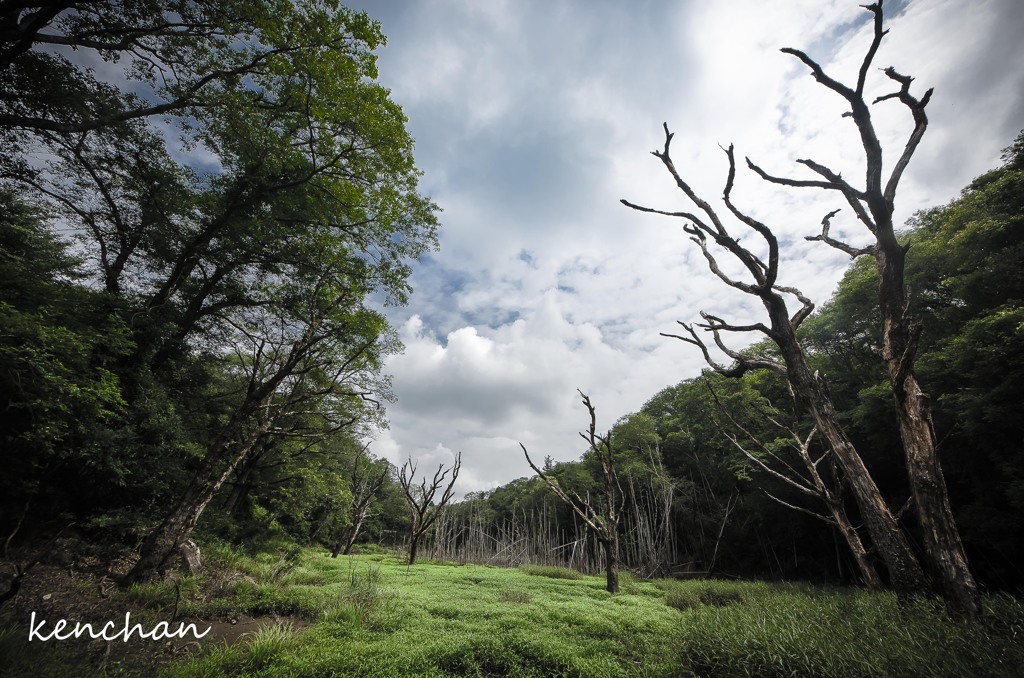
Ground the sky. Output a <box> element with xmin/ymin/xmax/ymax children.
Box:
<box><xmin>343</xmin><ymin>0</ymin><xmax>1024</xmax><ymax>496</ymax></box>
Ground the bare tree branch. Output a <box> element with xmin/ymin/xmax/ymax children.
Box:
<box><xmin>398</xmin><ymin>452</ymin><xmax>461</xmax><ymax>565</ymax></box>
<box><xmin>521</xmin><ymin>391</ymin><xmax>622</xmax><ymax>592</ymax></box>
<box><xmin>805</xmin><ymin>209</ymin><xmax>876</xmax><ymax>259</ymax></box>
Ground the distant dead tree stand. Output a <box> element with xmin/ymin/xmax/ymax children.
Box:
<box><xmin>522</xmin><ymin>390</ymin><xmax>622</xmax><ymax>594</ymax></box>
<box><xmin>622</xmin><ymin>0</ymin><xmax>979</xmax><ymax>616</ymax></box>
<box><xmin>398</xmin><ymin>452</ymin><xmax>461</xmax><ymax>565</ymax></box>
<box><xmin>332</xmin><ymin>444</ymin><xmax>389</xmax><ymax>558</ymax></box>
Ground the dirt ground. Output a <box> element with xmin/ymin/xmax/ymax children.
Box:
<box><xmin>0</xmin><ymin>537</ymin><xmax>307</xmax><ymax>675</ymax></box>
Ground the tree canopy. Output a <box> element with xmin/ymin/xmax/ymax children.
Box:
<box><xmin>0</xmin><ymin>0</ymin><xmax>437</xmax><ymax>577</ymax></box>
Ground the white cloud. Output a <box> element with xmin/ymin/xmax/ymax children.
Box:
<box><xmin>349</xmin><ymin>0</ymin><xmax>1024</xmax><ymax>495</ymax></box>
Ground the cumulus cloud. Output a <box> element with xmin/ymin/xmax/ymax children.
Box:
<box><xmin>348</xmin><ymin>0</ymin><xmax>1024</xmax><ymax>495</ymax></box>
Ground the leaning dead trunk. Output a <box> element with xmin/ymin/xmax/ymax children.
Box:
<box><xmin>713</xmin><ymin>385</ymin><xmax>883</xmax><ymax>589</ymax></box>
<box><xmin>877</xmin><ymin>242</ymin><xmax>980</xmax><ymax>615</ymax></box>
<box><xmin>774</xmin><ymin>318</ymin><xmax>926</xmax><ymax>593</ymax></box>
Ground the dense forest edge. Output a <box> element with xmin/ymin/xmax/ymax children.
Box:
<box><xmin>2</xmin><ymin>0</ymin><xmax>1024</xmax><ymax>675</ymax></box>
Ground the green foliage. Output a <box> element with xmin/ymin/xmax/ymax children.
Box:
<box><xmin>802</xmin><ymin>136</ymin><xmax>1024</xmax><ymax>587</ymax></box>
<box><xmin>0</xmin><ymin>1</ymin><xmax>436</xmax><ymax>552</ymax></box>
<box><xmin>0</xmin><ymin>191</ymin><xmax>137</xmax><ymax>523</ymax></box>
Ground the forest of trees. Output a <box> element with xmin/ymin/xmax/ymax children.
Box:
<box><xmin>1</xmin><ymin>0</ymin><xmax>1022</xmax><ymax>620</ymax></box>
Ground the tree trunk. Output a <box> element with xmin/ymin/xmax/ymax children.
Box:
<box><xmin>771</xmin><ymin>303</ymin><xmax>928</xmax><ymax>595</ymax></box>
<box><xmin>123</xmin><ymin>421</ymin><xmax>266</xmax><ymax>584</ymax></box>
<box><xmin>223</xmin><ymin>448</ymin><xmax>260</xmax><ymax>518</ymax></box>
<box><xmin>124</xmin><ymin>477</ymin><xmax>219</xmax><ymax>584</ymax></box>
<box><xmin>408</xmin><ymin>533</ymin><xmax>421</xmax><ymax>566</ymax></box>
<box><xmin>876</xmin><ymin>245</ymin><xmax>981</xmax><ymax>615</ymax></box>
<box><xmin>342</xmin><ymin>515</ymin><xmax>365</xmax><ymax>556</ymax></box>
<box><xmin>602</xmin><ymin>534</ymin><xmax>620</xmax><ymax>594</ymax></box>
<box><xmin>331</xmin><ymin>512</ymin><xmax>366</xmax><ymax>558</ymax></box>
<box><xmin>830</xmin><ymin>500</ymin><xmax>882</xmax><ymax>589</ymax></box>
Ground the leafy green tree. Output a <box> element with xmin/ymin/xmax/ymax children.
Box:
<box><xmin>1</xmin><ymin>2</ymin><xmax>439</xmax><ymax>578</ymax></box>
<box><xmin>125</xmin><ymin>261</ymin><xmax>394</xmax><ymax>581</ymax></box>
<box><xmin>0</xmin><ymin>191</ymin><xmax>132</xmax><ymax>532</ymax></box>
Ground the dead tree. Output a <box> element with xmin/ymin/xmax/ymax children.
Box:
<box><xmin>622</xmin><ymin>134</ymin><xmax>927</xmax><ymax>595</ymax></box>
<box><xmin>745</xmin><ymin>0</ymin><xmax>979</xmax><ymax>615</ymax></box>
<box><xmin>398</xmin><ymin>452</ymin><xmax>461</xmax><ymax>565</ymax></box>
<box><xmin>332</xmin><ymin>444</ymin><xmax>389</xmax><ymax>557</ymax></box>
<box><xmin>522</xmin><ymin>390</ymin><xmax>622</xmax><ymax>593</ymax></box>
<box><xmin>707</xmin><ymin>383</ymin><xmax>882</xmax><ymax>588</ymax></box>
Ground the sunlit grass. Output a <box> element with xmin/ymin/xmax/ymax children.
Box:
<box><xmin>148</xmin><ymin>549</ymin><xmax>1024</xmax><ymax>677</ymax></box>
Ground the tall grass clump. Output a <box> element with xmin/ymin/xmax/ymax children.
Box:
<box><xmin>319</xmin><ymin>561</ymin><xmax>388</xmax><ymax>629</ymax></box>
<box><xmin>518</xmin><ymin>564</ymin><xmax>583</xmax><ymax>580</ymax></box>
<box><xmin>244</xmin><ymin>621</ymin><xmax>298</xmax><ymax>672</ymax></box>
<box><xmin>662</xmin><ymin>579</ymin><xmax>746</xmax><ymax>611</ymax></box>
<box><xmin>673</xmin><ymin>585</ymin><xmax>1024</xmax><ymax>677</ymax></box>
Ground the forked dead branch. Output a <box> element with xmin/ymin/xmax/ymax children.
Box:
<box><xmin>622</xmin><ymin>128</ymin><xmax>925</xmax><ymax>596</ymax></box>
<box><xmin>747</xmin><ymin>0</ymin><xmax>978</xmax><ymax>616</ymax></box>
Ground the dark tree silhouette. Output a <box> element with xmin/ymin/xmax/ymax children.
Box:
<box><xmin>522</xmin><ymin>391</ymin><xmax>622</xmax><ymax>593</ymax></box>
<box><xmin>746</xmin><ymin>0</ymin><xmax>979</xmax><ymax>615</ymax></box>
<box><xmin>398</xmin><ymin>452</ymin><xmax>461</xmax><ymax>565</ymax></box>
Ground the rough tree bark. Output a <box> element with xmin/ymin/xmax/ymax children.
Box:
<box><xmin>332</xmin><ymin>444</ymin><xmax>389</xmax><ymax>557</ymax></box>
<box><xmin>747</xmin><ymin>0</ymin><xmax>979</xmax><ymax>615</ymax></box>
<box><xmin>522</xmin><ymin>390</ymin><xmax>622</xmax><ymax>594</ymax></box>
<box><xmin>622</xmin><ymin>135</ymin><xmax>928</xmax><ymax>595</ymax></box>
<box><xmin>398</xmin><ymin>452</ymin><xmax>461</xmax><ymax>566</ymax></box>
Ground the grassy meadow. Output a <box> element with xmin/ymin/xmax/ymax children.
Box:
<box><xmin>4</xmin><ymin>545</ymin><xmax>1023</xmax><ymax>677</ymax></box>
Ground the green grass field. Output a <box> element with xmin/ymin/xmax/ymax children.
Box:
<box><xmin>4</xmin><ymin>545</ymin><xmax>1022</xmax><ymax>677</ymax></box>
<box><xmin>157</xmin><ymin>548</ymin><xmax>1024</xmax><ymax>677</ymax></box>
